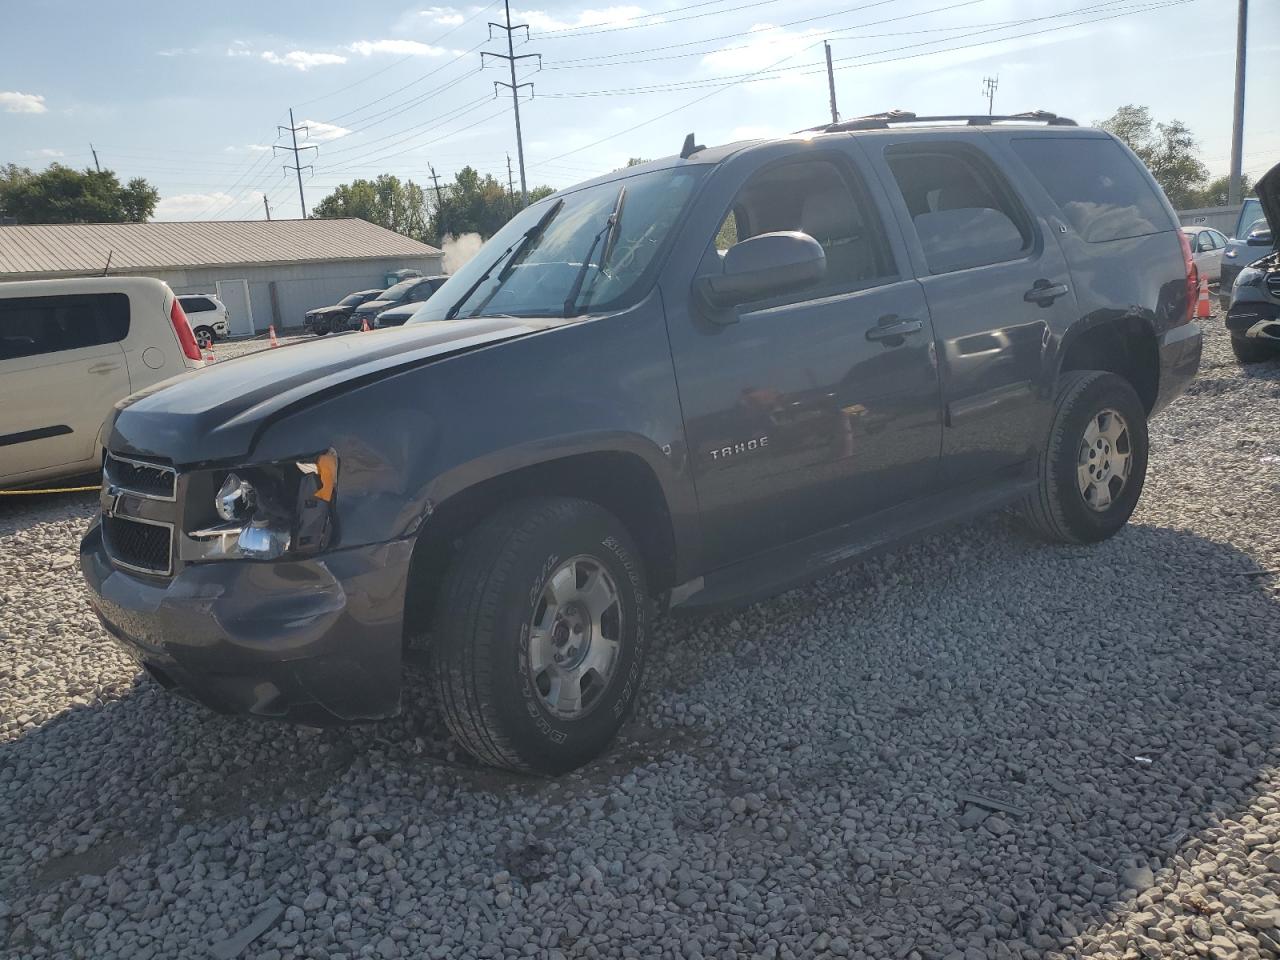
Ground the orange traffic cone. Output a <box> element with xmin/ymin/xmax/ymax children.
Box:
<box><xmin>268</xmin><ymin>324</ymin><xmax>280</xmax><ymax>348</ymax></box>
<box><xmin>360</xmin><ymin>317</ymin><xmax>370</xmax><ymax>332</ymax></box>
<box><xmin>203</xmin><ymin>349</ymin><xmax>216</xmax><ymax>364</ymax></box>
<box><xmin>1194</xmin><ymin>276</ymin><xmax>1212</xmax><ymax>319</ymax></box>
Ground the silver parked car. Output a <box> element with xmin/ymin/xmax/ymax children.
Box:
<box><xmin>1181</xmin><ymin>225</ymin><xmax>1229</xmax><ymax>284</ymax></box>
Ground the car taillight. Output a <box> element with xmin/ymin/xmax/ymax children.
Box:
<box><xmin>170</xmin><ymin>298</ymin><xmax>202</xmax><ymax>361</ymax></box>
<box><xmin>1177</xmin><ymin>229</ymin><xmax>1198</xmax><ymax>325</ymax></box>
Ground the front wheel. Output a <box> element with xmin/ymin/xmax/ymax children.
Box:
<box><xmin>312</xmin><ymin>319</ymin><xmax>330</xmax><ymax>336</ymax></box>
<box><xmin>431</xmin><ymin>498</ymin><xmax>650</xmax><ymax>774</ymax></box>
<box><xmin>1022</xmin><ymin>370</ymin><xmax>1149</xmax><ymax>544</ymax></box>
<box><xmin>1230</xmin><ymin>334</ymin><xmax>1279</xmax><ymax>364</ymax></box>
<box><xmin>193</xmin><ymin>326</ymin><xmax>214</xmax><ymax>349</ymax></box>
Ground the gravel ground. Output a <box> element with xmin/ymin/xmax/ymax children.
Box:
<box><xmin>210</xmin><ymin>331</ymin><xmax>312</xmax><ymax>361</ymax></box>
<box><xmin>2</xmin><ymin>320</ymin><xmax>1279</xmax><ymax>960</ymax></box>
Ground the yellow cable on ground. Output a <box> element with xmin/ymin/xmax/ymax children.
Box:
<box><xmin>0</xmin><ymin>485</ymin><xmax>100</xmax><ymax>496</ymax></box>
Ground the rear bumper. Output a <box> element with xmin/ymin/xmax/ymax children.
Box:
<box><xmin>1153</xmin><ymin>321</ymin><xmax>1202</xmax><ymax>416</ymax></box>
<box><xmin>80</xmin><ymin>522</ymin><xmax>414</xmax><ymax>723</ymax></box>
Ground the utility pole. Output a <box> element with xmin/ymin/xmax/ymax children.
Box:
<box><xmin>483</xmin><ymin>0</ymin><xmax>540</xmax><ymax>208</ymax></box>
<box><xmin>275</xmin><ymin>108</ymin><xmax>317</xmax><ymax>218</ymax></box>
<box><xmin>824</xmin><ymin>42</ymin><xmax>839</xmax><ymax>125</ymax></box>
<box><xmin>263</xmin><ymin>195</ymin><xmax>272</xmax><ymax>221</ymax></box>
<box><xmin>89</xmin><ymin>144</ymin><xmax>101</xmax><ymax>173</ymax></box>
<box><xmin>506</xmin><ymin>153</ymin><xmax>516</xmax><ymax>217</ymax></box>
<box><xmin>429</xmin><ymin>164</ymin><xmax>446</xmax><ymax>237</ymax></box>
<box><xmin>1228</xmin><ymin>0</ymin><xmax>1248</xmax><ymax>206</ymax></box>
<box><xmin>982</xmin><ymin>76</ymin><xmax>999</xmax><ymax>115</ymax></box>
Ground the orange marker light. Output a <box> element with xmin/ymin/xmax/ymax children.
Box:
<box><xmin>314</xmin><ymin>451</ymin><xmax>338</xmax><ymax>502</ymax></box>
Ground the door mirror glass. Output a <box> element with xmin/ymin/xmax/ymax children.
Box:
<box><xmin>695</xmin><ymin>231</ymin><xmax>826</xmax><ymax>314</ymax></box>
<box><xmin>1246</xmin><ymin>222</ymin><xmax>1273</xmax><ymax>246</ymax></box>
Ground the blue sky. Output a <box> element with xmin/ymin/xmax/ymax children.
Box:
<box><xmin>3</xmin><ymin>0</ymin><xmax>1277</xmax><ymax>221</ymax></box>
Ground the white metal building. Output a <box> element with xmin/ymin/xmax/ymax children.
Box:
<box><xmin>0</xmin><ymin>219</ymin><xmax>443</xmax><ymax>337</ymax></box>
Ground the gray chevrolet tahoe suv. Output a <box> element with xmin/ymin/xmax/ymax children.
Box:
<box><xmin>82</xmin><ymin>112</ymin><xmax>1202</xmax><ymax>774</ymax></box>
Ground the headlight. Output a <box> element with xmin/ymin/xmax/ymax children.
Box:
<box><xmin>1235</xmin><ymin>267</ymin><xmax>1265</xmax><ymax>290</ymax></box>
<box><xmin>189</xmin><ymin>451</ymin><xmax>338</xmax><ymax>561</ymax></box>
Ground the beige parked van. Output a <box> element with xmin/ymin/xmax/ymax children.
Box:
<box><xmin>0</xmin><ymin>277</ymin><xmax>204</xmax><ymax>488</ymax></box>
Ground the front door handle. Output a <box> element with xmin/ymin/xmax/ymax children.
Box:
<box><xmin>1024</xmin><ymin>279</ymin><xmax>1070</xmax><ymax>306</ymax></box>
<box><xmin>866</xmin><ymin>316</ymin><xmax>924</xmax><ymax>342</ymax></box>
<box><xmin>87</xmin><ymin>362</ymin><xmax>120</xmax><ymax>375</ymax></box>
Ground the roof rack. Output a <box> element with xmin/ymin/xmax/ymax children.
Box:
<box><xmin>799</xmin><ymin>109</ymin><xmax>1078</xmax><ymax>134</ymax></box>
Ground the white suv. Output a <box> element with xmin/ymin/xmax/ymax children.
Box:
<box><xmin>1</xmin><ymin>276</ymin><xmax>204</xmax><ymax>488</ymax></box>
<box><xmin>177</xmin><ymin>294</ymin><xmax>229</xmax><ymax>347</ymax></box>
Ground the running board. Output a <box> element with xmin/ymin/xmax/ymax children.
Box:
<box><xmin>669</xmin><ymin>472</ymin><xmax>1036</xmax><ymax>613</ymax></box>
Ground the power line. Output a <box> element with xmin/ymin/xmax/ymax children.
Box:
<box><xmin>276</xmin><ymin>109</ymin><xmax>318</xmax><ymax>217</ymax></box>
<box><xmin>482</xmin><ymin>0</ymin><xmax>540</xmax><ymax>207</ymax></box>
<box><xmin>529</xmin><ymin>0</ymin><xmax>1197</xmax><ymax>168</ymax></box>
<box><xmin>530</xmin><ymin>0</ymin><xmax>787</xmax><ymax>39</ymax></box>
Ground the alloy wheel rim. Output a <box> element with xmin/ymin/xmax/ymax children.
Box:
<box><xmin>527</xmin><ymin>555</ymin><xmax>622</xmax><ymax>720</ymax></box>
<box><xmin>1076</xmin><ymin>408</ymin><xmax>1132</xmax><ymax>512</ymax></box>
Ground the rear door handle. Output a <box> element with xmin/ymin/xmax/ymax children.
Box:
<box><xmin>87</xmin><ymin>362</ymin><xmax>120</xmax><ymax>374</ymax></box>
<box><xmin>1024</xmin><ymin>280</ymin><xmax>1070</xmax><ymax>305</ymax></box>
<box><xmin>866</xmin><ymin>316</ymin><xmax>924</xmax><ymax>342</ymax></box>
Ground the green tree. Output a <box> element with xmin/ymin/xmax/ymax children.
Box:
<box><xmin>1098</xmin><ymin>104</ymin><xmax>1208</xmax><ymax>209</ymax></box>
<box><xmin>1184</xmin><ymin>173</ymin><xmax>1254</xmax><ymax>209</ymax></box>
<box><xmin>429</xmin><ymin>166</ymin><xmax>555</xmax><ymax>241</ymax></box>
<box><xmin>0</xmin><ymin>163</ymin><xmax>158</xmax><ymax>223</ymax></box>
<box><xmin>311</xmin><ymin>174</ymin><xmax>430</xmax><ymax>241</ymax></box>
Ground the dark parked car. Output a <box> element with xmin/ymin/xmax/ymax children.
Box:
<box><xmin>1219</xmin><ymin>193</ymin><xmax>1273</xmax><ymax>309</ymax></box>
<box><xmin>304</xmin><ymin>289</ymin><xmax>384</xmax><ymax>336</ymax></box>
<box><xmin>1223</xmin><ymin>161</ymin><xmax>1279</xmax><ymax>363</ymax></box>
<box><xmin>82</xmin><ymin>112</ymin><xmax>1201</xmax><ymax>774</ymax></box>
<box><xmin>372</xmin><ymin>277</ymin><xmax>449</xmax><ymax>328</ymax></box>
<box><xmin>349</xmin><ymin>276</ymin><xmax>444</xmax><ymax>329</ymax></box>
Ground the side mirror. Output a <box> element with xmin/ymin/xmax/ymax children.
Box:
<box><xmin>695</xmin><ymin>231</ymin><xmax>826</xmax><ymax>319</ymax></box>
<box><xmin>1247</xmin><ymin>227</ymin><xmax>1273</xmax><ymax>247</ymax></box>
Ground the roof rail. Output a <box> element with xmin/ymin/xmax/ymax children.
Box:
<box><xmin>799</xmin><ymin>109</ymin><xmax>1078</xmax><ymax>134</ymax></box>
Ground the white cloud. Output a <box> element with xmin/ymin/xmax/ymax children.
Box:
<box><xmin>261</xmin><ymin>50</ymin><xmax>348</xmax><ymax>70</ymax></box>
<box><xmin>224</xmin><ymin>143</ymin><xmax>273</xmax><ymax>154</ymax></box>
<box><xmin>29</xmin><ymin>148</ymin><xmax>64</xmax><ymax>158</ymax></box>
<box><xmin>702</xmin><ymin>25</ymin><xmax>822</xmax><ymax>75</ymax></box>
<box><xmin>349</xmin><ymin>39</ymin><xmax>454</xmax><ymax>57</ymax></box>
<box><xmin>0</xmin><ymin>91</ymin><xmax>48</xmax><ymax>114</ymax></box>
<box><xmin>226</xmin><ymin>40</ymin><xmax>252</xmax><ymax>57</ymax></box>
<box><xmin>399</xmin><ymin>6</ymin><xmax>465</xmax><ymax>30</ymax></box>
<box><xmin>154</xmin><ymin>192</ymin><xmax>236</xmax><ymax>221</ymax></box>
<box><xmin>299</xmin><ymin>119</ymin><xmax>352</xmax><ymax>142</ymax></box>
<box><xmin>517</xmin><ymin>5</ymin><xmax>649</xmax><ymax>32</ymax></box>
<box><xmin>157</xmin><ymin>47</ymin><xmax>198</xmax><ymax>57</ymax></box>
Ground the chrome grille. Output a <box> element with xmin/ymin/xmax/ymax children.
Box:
<box><xmin>1265</xmin><ymin>274</ymin><xmax>1280</xmax><ymax>299</ymax></box>
<box><xmin>104</xmin><ymin>453</ymin><xmax>176</xmax><ymax>500</ymax></box>
<box><xmin>102</xmin><ymin>515</ymin><xmax>174</xmax><ymax>576</ymax></box>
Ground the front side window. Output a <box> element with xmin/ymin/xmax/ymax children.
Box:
<box><xmin>1208</xmin><ymin>229</ymin><xmax>1228</xmax><ymax>249</ymax></box>
<box><xmin>885</xmin><ymin>145</ymin><xmax>1032</xmax><ymax>274</ymax></box>
<box><xmin>1196</xmin><ymin>232</ymin><xmax>1214</xmax><ymax>253</ymax></box>
<box><xmin>710</xmin><ymin>156</ymin><xmax>896</xmax><ymax>296</ymax></box>
<box><xmin>1011</xmin><ymin>137</ymin><xmax>1170</xmax><ymax>243</ymax></box>
<box><xmin>0</xmin><ymin>293</ymin><xmax>129</xmax><ymax>361</ymax></box>
<box><xmin>414</xmin><ymin>166</ymin><xmax>707</xmax><ymax>322</ymax></box>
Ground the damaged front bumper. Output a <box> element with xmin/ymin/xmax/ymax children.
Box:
<box><xmin>80</xmin><ymin>522</ymin><xmax>414</xmax><ymax>723</ymax></box>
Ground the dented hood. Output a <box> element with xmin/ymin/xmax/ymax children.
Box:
<box><xmin>1258</xmin><ymin>160</ymin><xmax>1280</xmax><ymax>235</ymax></box>
<box><xmin>109</xmin><ymin>317</ymin><xmax>549</xmax><ymax>464</ymax></box>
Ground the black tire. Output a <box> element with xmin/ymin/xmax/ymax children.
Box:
<box><xmin>193</xmin><ymin>326</ymin><xmax>214</xmax><ymax>349</ymax></box>
<box><xmin>1022</xmin><ymin>370</ymin><xmax>1149</xmax><ymax>545</ymax></box>
<box><xmin>1230</xmin><ymin>334</ymin><xmax>1278</xmax><ymax>364</ymax></box>
<box><xmin>431</xmin><ymin>497</ymin><xmax>650</xmax><ymax>774</ymax></box>
<box><xmin>313</xmin><ymin>319</ymin><xmax>330</xmax><ymax>336</ymax></box>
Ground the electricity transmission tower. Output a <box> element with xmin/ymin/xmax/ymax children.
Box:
<box><xmin>482</xmin><ymin>0</ymin><xmax>540</xmax><ymax>208</ymax></box>
<box><xmin>981</xmin><ymin>76</ymin><xmax>999</xmax><ymax>115</ymax></box>
<box><xmin>275</xmin><ymin>109</ymin><xmax>317</xmax><ymax>217</ymax></box>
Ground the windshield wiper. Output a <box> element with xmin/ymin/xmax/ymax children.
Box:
<box><xmin>445</xmin><ymin>199</ymin><xmax>564</xmax><ymax>320</ymax></box>
<box><xmin>563</xmin><ymin>186</ymin><xmax>627</xmax><ymax>318</ymax></box>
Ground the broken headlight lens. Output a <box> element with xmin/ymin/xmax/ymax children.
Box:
<box><xmin>1234</xmin><ymin>267</ymin><xmax>1265</xmax><ymax>290</ymax></box>
<box><xmin>190</xmin><ymin>451</ymin><xmax>338</xmax><ymax>561</ymax></box>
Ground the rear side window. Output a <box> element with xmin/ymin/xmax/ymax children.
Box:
<box><xmin>0</xmin><ymin>293</ymin><xmax>129</xmax><ymax>361</ymax></box>
<box><xmin>180</xmin><ymin>296</ymin><xmax>215</xmax><ymax>313</ymax></box>
<box><xmin>1012</xmin><ymin>137</ymin><xmax>1170</xmax><ymax>243</ymax></box>
<box><xmin>885</xmin><ymin>145</ymin><xmax>1032</xmax><ymax>274</ymax></box>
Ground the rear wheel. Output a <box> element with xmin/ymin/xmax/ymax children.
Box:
<box><xmin>1022</xmin><ymin>370</ymin><xmax>1149</xmax><ymax>544</ymax></box>
<box><xmin>313</xmin><ymin>319</ymin><xmax>330</xmax><ymax>336</ymax></box>
<box><xmin>1230</xmin><ymin>334</ymin><xmax>1279</xmax><ymax>364</ymax></box>
<box><xmin>430</xmin><ymin>497</ymin><xmax>650</xmax><ymax>774</ymax></box>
